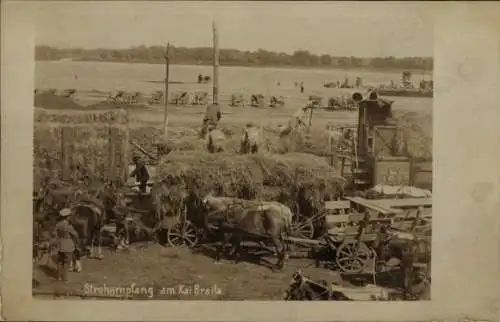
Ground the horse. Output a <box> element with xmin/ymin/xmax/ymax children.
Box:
<box><xmin>372</xmin><ymin>225</ymin><xmax>429</xmax><ymax>299</ymax></box>
<box><xmin>36</xmin><ymin>177</ymin><xmax>119</xmax><ymax>259</ymax></box>
<box><xmin>240</xmin><ymin>124</ymin><xmax>260</xmax><ymax>154</ymax></box>
<box><xmin>35</xmin><ymin>178</ymin><xmax>81</xmax><ymax>223</ymax></box>
<box><xmin>201</xmin><ymin>194</ymin><xmax>292</xmax><ymax>270</ymax></box>
<box><xmin>201</xmin><ymin>194</ymin><xmax>294</xmax><ymax>228</ymax></box>
<box><xmin>68</xmin><ymin>180</ymin><xmax>129</xmax><ymax>256</ymax></box>
<box><xmin>68</xmin><ymin>203</ymin><xmax>105</xmax><ymax>260</ymax></box>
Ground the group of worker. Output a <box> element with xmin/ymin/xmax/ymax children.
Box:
<box><xmin>200</xmin><ymin>94</ymin><xmax>317</xmax><ymax>140</ymax></box>
<box><xmin>36</xmin><ymin>155</ymin><xmax>150</xmax><ymax>283</ymax></box>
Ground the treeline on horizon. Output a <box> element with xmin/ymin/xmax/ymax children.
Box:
<box><xmin>35</xmin><ymin>45</ymin><xmax>433</xmax><ymax>70</ymax></box>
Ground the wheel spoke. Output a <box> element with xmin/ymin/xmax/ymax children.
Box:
<box><xmin>339</xmin><ymin>249</ymin><xmax>352</xmax><ymax>257</ymax></box>
<box><xmin>337</xmin><ymin>257</ymin><xmax>354</xmax><ymax>263</ymax></box>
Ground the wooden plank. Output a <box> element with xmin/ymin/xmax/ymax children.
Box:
<box><xmin>285</xmin><ymin>236</ymin><xmax>321</xmax><ymax>246</ymax></box>
<box><xmin>324</xmin><ymin>200</ymin><xmax>351</xmax><ymax>210</ymax></box>
<box><xmin>325</xmin><ymin>214</ymin><xmax>350</xmax><ymax>223</ymax></box>
<box><xmin>129</xmin><ymin>140</ymin><xmax>158</xmax><ymax>161</ymax></box>
<box><xmin>326</xmin><ymin>213</ymin><xmax>394</xmax><ymax>225</ymax></box>
<box><xmin>345</xmin><ymin>197</ymin><xmax>401</xmax><ymax>215</ymax></box>
<box><xmin>371</xmin><ymin>198</ymin><xmax>432</xmax><ymax>209</ymax></box>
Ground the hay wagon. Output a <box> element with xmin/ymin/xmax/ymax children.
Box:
<box><xmin>269</xmin><ymin>96</ymin><xmax>285</xmax><ymax>108</ymax></box>
<box><xmin>287</xmin><ymin>196</ymin><xmax>432</xmax><ymax>274</ymax></box>
<box><xmin>171</xmin><ymin>91</ymin><xmax>191</xmax><ymax>105</ymax></box>
<box><xmin>192</xmin><ymin>92</ymin><xmax>209</xmax><ymax>105</ymax></box>
<box><xmin>308</xmin><ymin>95</ymin><xmax>323</xmax><ymax>109</ymax></box>
<box><xmin>148</xmin><ymin>91</ymin><xmax>163</xmax><ymax>105</ymax></box>
<box><xmin>122</xmin><ymin>164</ymin><xmax>200</xmax><ymax>248</ymax></box>
<box><xmin>250</xmin><ymin>94</ymin><xmax>265</xmax><ymax>108</ymax></box>
<box><xmin>230</xmin><ymin>94</ymin><xmax>246</xmax><ymax>107</ymax></box>
<box><xmin>325</xmin><ymin>96</ymin><xmax>356</xmax><ymax>111</ymax></box>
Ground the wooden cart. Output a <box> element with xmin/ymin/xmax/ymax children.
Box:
<box><xmin>287</xmin><ymin>196</ymin><xmax>432</xmax><ymax>274</ymax></box>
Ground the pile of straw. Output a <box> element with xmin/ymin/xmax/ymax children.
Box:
<box><xmin>34</xmin><ymin>92</ymin><xmax>84</xmax><ymax>110</ymax></box>
<box><xmin>393</xmin><ymin>111</ymin><xmax>432</xmax><ymax>160</ymax></box>
<box><xmin>34</xmin><ymin>107</ymin><xmax>129</xmax><ymax>185</ymax></box>
<box><xmin>152</xmin><ymin>151</ymin><xmax>345</xmax><ymax>218</ymax></box>
<box><xmin>127</xmin><ymin>123</ymin><xmax>335</xmax><ymax>159</ymax></box>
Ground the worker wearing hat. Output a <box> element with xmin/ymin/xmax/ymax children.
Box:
<box><xmin>292</xmin><ymin>100</ymin><xmax>313</xmax><ymax>128</ymax></box>
<box><xmin>278</xmin><ymin>101</ymin><xmax>312</xmax><ymax>137</ymax></box>
<box><xmin>200</xmin><ymin>103</ymin><xmax>222</xmax><ymax>138</ymax></box>
<box><xmin>130</xmin><ymin>153</ymin><xmax>150</xmax><ymax>194</ymax></box>
<box><xmin>55</xmin><ymin>208</ymin><xmax>81</xmax><ymax>281</ymax></box>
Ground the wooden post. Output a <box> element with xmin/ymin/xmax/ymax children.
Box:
<box><xmin>212</xmin><ymin>21</ymin><xmax>219</xmax><ymax>105</ymax></box>
<box><xmin>163</xmin><ymin>43</ymin><xmax>170</xmax><ymax>139</ymax></box>
<box><xmin>328</xmin><ymin>130</ymin><xmax>333</xmax><ymax>167</ymax></box>
<box><xmin>122</xmin><ymin>121</ymin><xmax>130</xmax><ymax>185</ymax></box>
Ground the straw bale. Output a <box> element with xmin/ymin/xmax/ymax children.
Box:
<box><xmin>34</xmin><ymin>108</ymin><xmax>129</xmax><ymax>185</ymax></box>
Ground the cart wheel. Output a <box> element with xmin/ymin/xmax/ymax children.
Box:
<box><xmin>167</xmin><ymin>220</ymin><xmax>199</xmax><ymax>248</ymax></box>
<box><xmin>291</xmin><ymin>215</ymin><xmax>315</xmax><ymax>239</ymax></box>
<box><xmin>336</xmin><ymin>241</ymin><xmax>372</xmax><ymax>273</ymax></box>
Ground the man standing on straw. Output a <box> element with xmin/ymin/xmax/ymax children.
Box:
<box><xmin>279</xmin><ymin>99</ymin><xmax>313</xmax><ymax>137</ymax></box>
<box><xmin>200</xmin><ymin>103</ymin><xmax>222</xmax><ymax>138</ymax></box>
<box><xmin>130</xmin><ymin>154</ymin><xmax>150</xmax><ymax>194</ymax></box>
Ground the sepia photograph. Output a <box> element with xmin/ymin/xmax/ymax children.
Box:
<box><xmin>30</xmin><ymin>1</ymin><xmax>435</xmax><ymax>301</ymax></box>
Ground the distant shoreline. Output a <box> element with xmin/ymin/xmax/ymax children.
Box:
<box><xmin>35</xmin><ymin>58</ymin><xmax>433</xmax><ymax>75</ymax></box>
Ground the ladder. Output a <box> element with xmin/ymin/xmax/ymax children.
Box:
<box><xmin>330</xmin><ymin>126</ymin><xmax>372</xmax><ymax>190</ymax></box>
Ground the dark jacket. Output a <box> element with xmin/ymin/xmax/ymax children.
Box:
<box><xmin>130</xmin><ymin>163</ymin><xmax>150</xmax><ymax>183</ymax></box>
<box><xmin>204</xmin><ymin>104</ymin><xmax>221</xmax><ymax>124</ymax></box>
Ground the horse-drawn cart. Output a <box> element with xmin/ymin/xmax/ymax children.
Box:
<box><xmin>123</xmin><ymin>164</ymin><xmax>200</xmax><ymax>248</ymax></box>
<box><xmin>287</xmin><ymin>196</ymin><xmax>432</xmax><ymax>274</ymax></box>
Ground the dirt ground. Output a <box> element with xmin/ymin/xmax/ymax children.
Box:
<box><xmin>33</xmin><ymin>243</ymin><xmax>356</xmax><ymax>300</ymax></box>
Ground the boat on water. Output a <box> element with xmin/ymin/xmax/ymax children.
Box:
<box><xmin>376</xmin><ymin>89</ymin><xmax>433</xmax><ymax>98</ymax></box>
<box><xmin>377</xmin><ymin>71</ymin><xmax>433</xmax><ymax>98</ymax></box>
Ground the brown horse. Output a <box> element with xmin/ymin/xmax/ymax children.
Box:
<box><xmin>202</xmin><ymin>195</ymin><xmax>292</xmax><ymax>270</ymax></box>
<box><xmin>35</xmin><ymin>178</ymin><xmax>77</xmax><ymax>215</ymax></box>
<box><xmin>69</xmin><ymin>204</ymin><xmax>105</xmax><ymax>260</ymax></box>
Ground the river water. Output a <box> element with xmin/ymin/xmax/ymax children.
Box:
<box><xmin>36</xmin><ymin>61</ymin><xmax>432</xmax><ymax>114</ymax></box>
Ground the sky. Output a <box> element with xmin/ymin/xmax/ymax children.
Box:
<box><xmin>34</xmin><ymin>1</ymin><xmax>434</xmax><ymax>58</ymax></box>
